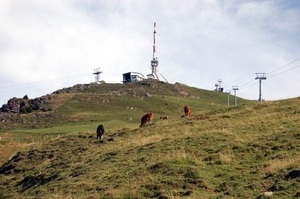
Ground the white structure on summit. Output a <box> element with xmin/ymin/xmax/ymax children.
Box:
<box><xmin>148</xmin><ymin>22</ymin><xmax>159</xmax><ymax>80</ymax></box>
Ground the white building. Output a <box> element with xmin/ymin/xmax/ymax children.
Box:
<box><xmin>122</xmin><ymin>72</ymin><xmax>145</xmax><ymax>83</ymax></box>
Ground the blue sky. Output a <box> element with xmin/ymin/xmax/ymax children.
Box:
<box><xmin>0</xmin><ymin>0</ymin><xmax>299</xmax><ymax>105</ymax></box>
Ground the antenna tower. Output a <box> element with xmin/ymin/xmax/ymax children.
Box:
<box><xmin>150</xmin><ymin>22</ymin><xmax>159</xmax><ymax>80</ymax></box>
<box><xmin>232</xmin><ymin>86</ymin><xmax>239</xmax><ymax>106</ymax></box>
<box><xmin>255</xmin><ymin>73</ymin><xmax>267</xmax><ymax>102</ymax></box>
<box><xmin>218</xmin><ymin>79</ymin><xmax>222</xmax><ymax>89</ymax></box>
<box><xmin>215</xmin><ymin>83</ymin><xmax>219</xmax><ymax>91</ymax></box>
<box><xmin>215</xmin><ymin>79</ymin><xmax>223</xmax><ymax>92</ymax></box>
<box><xmin>93</xmin><ymin>68</ymin><xmax>102</xmax><ymax>82</ymax></box>
<box><xmin>218</xmin><ymin>79</ymin><xmax>224</xmax><ymax>92</ymax></box>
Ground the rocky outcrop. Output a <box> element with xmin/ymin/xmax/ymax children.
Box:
<box><xmin>0</xmin><ymin>95</ymin><xmax>54</xmax><ymax>114</ymax></box>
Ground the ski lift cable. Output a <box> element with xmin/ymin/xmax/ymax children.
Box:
<box><xmin>267</xmin><ymin>57</ymin><xmax>300</xmax><ymax>75</ymax></box>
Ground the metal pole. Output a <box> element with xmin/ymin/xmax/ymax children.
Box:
<box><xmin>255</xmin><ymin>73</ymin><xmax>266</xmax><ymax>102</ymax></box>
<box><xmin>259</xmin><ymin>79</ymin><xmax>262</xmax><ymax>102</ymax></box>
<box><xmin>234</xmin><ymin>90</ymin><xmax>237</xmax><ymax>106</ymax></box>
<box><xmin>226</xmin><ymin>91</ymin><xmax>231</xmax><ymax>106</ymax></box>
<box><xmin>232</xmin><ymin>86</ymin><xmax>239</xmax><ymax>107</ymax></box>
<box><xmin>227</xmin><ymin>93</ymin><xmax>230</xmax><ymax>106</ymax></box>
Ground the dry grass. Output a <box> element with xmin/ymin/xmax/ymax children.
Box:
<box><xmin>219</xmin><ymin>152</ymin><xmax>235</xmax><ymax>164</ymax></box>
<box><xmin>260</xmin><ymin>154</ymin><xmax>300</xmax><ymax>174</ymax></box>
<box><xmin>129</xmin><ymin>132</ymin><xmax>164</xmax><ymax>147</ymax></box>
<box><xmin>0</xmin><ymin>133</ymin><xmax>32</xmax><ymax>165</ymax></box>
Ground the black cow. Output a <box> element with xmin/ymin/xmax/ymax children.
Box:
<box><xmin>96</xmin><ymin>124</ymin><xmax>105</xmax><ymax>140</ymax></box>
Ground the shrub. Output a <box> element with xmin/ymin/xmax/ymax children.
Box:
<box><xmin>20</xmin><ymin>106</ymin><xmax>33</xmax><ymax>114</ymax></box>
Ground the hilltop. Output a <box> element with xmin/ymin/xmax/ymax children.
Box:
<box><xmin>0</xmin><ymin>80</ymin><xmax>247</xmax><ymax>130</ymax></box>
<box><xmin>0</xmin><ymin>80</ymin><xmax>299</xmax><ymax>199</ymax></box>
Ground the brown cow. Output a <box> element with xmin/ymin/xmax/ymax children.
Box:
<box><xmin>140</xmin><ymin>112</ymin><xmax>154</xmax><ymax>127</ymax></box>
<box><xmin>181</xmin><ymin>105</ymin><xmax>193</xmax><ymax>118</ymax></box>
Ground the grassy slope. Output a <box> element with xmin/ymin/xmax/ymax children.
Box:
<box><xmin>0</xmin><ymin>82</ymin><xmax>299</xmax><ymax>199</ymax></box>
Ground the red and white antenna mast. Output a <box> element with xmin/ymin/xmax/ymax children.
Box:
<box><xmin>153</xmin><ymin>22</ymin><xmax>156</xmax><ymax>59</ymax></box>
<box><xmin>150</xmin><ymin>22</ymin><xmax>159</xmax><ymax>80</ymax></box>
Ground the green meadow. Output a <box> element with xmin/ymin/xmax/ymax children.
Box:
<box><xmin>0</xmin><ymin>81</ymin><xmax>299</xmax><ymax>198</ymax></box>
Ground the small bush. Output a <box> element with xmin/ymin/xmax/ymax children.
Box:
<box><xmin>0</xmin><ymin>191</ymin><xmax>8</xmax><ymax>199</ymax></box>
<box><xmin>121</xmin><ymin>193</ymin><xmax>138</xmax><ymax>199</ymax></box>
<box><xmin>184</xmin><ymin>168</ymin><xmax>200</xmax><ymax>179</ymax></box>
<box><xmin>20</xmin><ymin>106</ymin><xmax>33</xmax><ymax>114</ymax></box>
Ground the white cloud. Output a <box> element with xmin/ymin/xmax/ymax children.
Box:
<box><xmin>0</xmin><ymin>0</ymin><xmax>299</xmax><ymax>105</ymax></box>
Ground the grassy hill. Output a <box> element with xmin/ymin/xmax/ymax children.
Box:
<box><xmin>0</xmin><ymin>80</ymin><xmax>299</xmax><ymax>199</ymax></box>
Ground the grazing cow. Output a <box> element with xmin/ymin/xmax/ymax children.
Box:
<box><xmin>96</xmin><ymin>124</ymin><xmax>105</xmax><ymax>140</ymax></box>
<box><xmin>140</xmin><ymin>112</ymin><xmax>154</xmax><ymax>127</ymax></box>
<box><xmin>181</xmin><ymin>105</ymin><xmax>193</xmax><ymax>118</ymax></box>
<box><xmin>160</xmin><ymin>116</ymin><xmax>168</xmax><ymax>120</ymax></box>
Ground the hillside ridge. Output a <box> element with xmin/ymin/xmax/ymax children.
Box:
<box><xmin>0</xmin><ymin>80</ymin><xmax>241</xmax><ymax>130</ymax></box>
<box><xmin>1</xmin><ymin>81</ymin><xmax>299</xmax><ymax>198</ymax></box>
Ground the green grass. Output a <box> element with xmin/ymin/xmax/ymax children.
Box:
<box><xmin>0</xmin><ymin>81</ymin><xmax>299</xmax><ymax>198</ymax></box>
